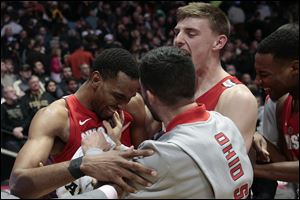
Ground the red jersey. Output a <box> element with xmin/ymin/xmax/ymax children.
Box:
<box><xmin>196</xmin><ymin>76</ymin><xmax>242</xmax><ymax>110</ymax></box>
<box><xmin>281</xmin><ymin>95</ymin><xmax>299</xmax><ymax>159</ymax></box>
<box><xmin>52</xmin><ymin>95</ymin><xmax>133</xmax><ymax>163</ymax></box>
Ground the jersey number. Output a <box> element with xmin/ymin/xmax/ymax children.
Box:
<box><xmin>65</xmin><ymin>182</ymin><xmax>78</xmax><ymax>195</ymax></box>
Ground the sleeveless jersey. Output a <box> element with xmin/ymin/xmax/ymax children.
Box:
<box><xmin>51</xmin><ymin>94</ymin><xmax>133</xmax><ymax>163</ymax></box>
<box><xmin>280</xmin><ymin>95</ymin><xmax>299</xmax><ymax>159</ymax></box>
<box><xmin>196</xmin><ymin>76</ymin><xmax>241</xmax><ymax>110</ymax></box>
<box><xmin>127</xmin><ymin>103</ymin><xmax>253</xmax><ymax>199</ymax></box>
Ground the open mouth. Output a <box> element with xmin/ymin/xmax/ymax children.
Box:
<box><xmin>264</xmin><ymin>88</ymin><xmax>271</xmax><ymax>95</ymax></box>
<box><xmin>180</xmin><ymin>48</ymin><xmax>191</xmax><ymax>56</ymax></box>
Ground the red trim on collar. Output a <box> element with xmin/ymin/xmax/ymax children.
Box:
<box><xmin>166</xmin><ymin>103</ymin><xmax>210</xmax><ymax>132</ymax></box>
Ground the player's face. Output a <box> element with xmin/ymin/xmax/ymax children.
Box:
<box><xmin>174</xmin><ymin>17</ymin><xmax>220</xmax><ymax>72</ymax></box>
<box><xmin>93</xmin><ymin>71</ymin><xmax>139</xmax><ymax>120</ymax></box>
<box><xmin>255</xmin><ymin>53</ymin><xmax>295</xmax><ymax>101</ymax></box>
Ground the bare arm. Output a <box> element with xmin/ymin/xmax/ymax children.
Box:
<box><xmin>216</xmin><ymin>85</ymin><xmax>258</xmax><ymax>152</ymax></box>
<box><xmin>254</xmin><ymin>161</ymin><xmax>299</xmax><ymax>183</ymax></box>
<box><xmin>125</xmin><ymin>93</ymin><xmax>149</xmax><ymax>147</ymax></box>
<box><xmin>10</xmin><ymin>101</ymin><xmax>157</xmax><ymax>198</ymax></box>
<box><xmin>9</xmin><ymin>100</ymin><xmax>74</xmax><ymax>198</ymax></box>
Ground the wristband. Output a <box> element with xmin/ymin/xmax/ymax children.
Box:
<box><xmin>68</xmin><ymin>156</ymin><xmax>85</xmax><ymax>179</ymax></box>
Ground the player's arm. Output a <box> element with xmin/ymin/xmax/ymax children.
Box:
<box><xmin>125</xmin><ymin>93</ymin><xmax>149</xmax><ymax>147</ymax></box>
<box><xmin>216</xmin><ymin>85</ymin><xmax>258</xmax><ymax>152</ymax></box>
<box><xmin>254</xmin><ymin>161</ymin><xmax>299</xmax><ymax>183</ymax></box>
<box><xmin>9</xmin><ymin>100</ymin><xmax>75</xmax><ymax>198</ymax></box>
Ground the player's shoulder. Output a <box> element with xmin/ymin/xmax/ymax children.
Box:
<box><xmin>221</xmin><ymin>84</ymin><xmax>256</xmax><ymax>104</ymax></box>
<box><xmin>32</xmin><ymin>99</ymin><xmax>68</xmax><ymax>130</ymax></box>
<box><xmin>125</xmin><ymin>92</ymin><xmax>146</xmax><ymax>118</ymax></box>
<box><xmin>37</xmin><ymin>99</ymin><xmax>67</xmax><ymax>117</ymax></box>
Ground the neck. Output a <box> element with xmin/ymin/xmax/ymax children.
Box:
<box><xmin>74</xmin><ymin>82</ymin><xmax>93</xmax><ymax>110</ymax></box>
<box><xmin>31</xmin><ymin>90</ymin><xmax>41</xmax><ymax>96</ymax></box>
<box><xmin>194</xmin><ymin>62</ymin><xmax>229</xmax><ymax>98</ymax></box>
<box><xmin>159</xmin><ymin>100</ymin><xmax>197</xmax><ymax>128</ymax></box>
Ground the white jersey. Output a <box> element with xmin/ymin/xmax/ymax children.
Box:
<box><xmin>262</xmin><ymin>98</ymin><xmax>279</xmax><ymax>146</ymax></box>
<box><xmin>126</xmin><ymin>106</ymin><xmax>253</xmax><ymax>199</ymax></box>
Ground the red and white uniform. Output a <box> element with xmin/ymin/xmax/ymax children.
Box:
<box><xmin>51</xmin><ymin>94</ymin><xmax>133</xmax><ymax>163</ymax></box>
<box><xmin>279</xmin><ymin>95</ymin><xmax>299</xmax><ymax>159</ymax></box>
<box><xmin>196</xmin><ymin>76</ymin><xmax>242</xmax><ymax>110</ymax></box>
<box><xmin>263</xmin><ymin>95</ymin><xmax>299</xmax><ymax>160</ymax></box>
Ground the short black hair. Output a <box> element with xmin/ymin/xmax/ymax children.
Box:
<box><xmin>257</xmin><ymin>23</ymin><xmax>299</xmax><ymax>61</ymax></box>
<box><xmin>140</xmin><ymin>46</ymin><xmax>196</xmax><ymax>105</ymax></box>
<box><xmin>92</xmin><ymin>48</ymin><xmax>139</xmax><ymax>80</ymax></box>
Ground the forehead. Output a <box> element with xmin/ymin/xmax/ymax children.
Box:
<box><xmin>175</xmin><ymin>17</ymin><xmax>210</xmax><ymax>30</ymax></box>
<box><xmin>4</xmin><ymin>87</ymin><xmax>15</xmax><ymax>93</ymax></box>
<box><xmin>255</xmin><ymin>53</ymin><xmax>277</xmax><ymax>70</ymax></box>
<box><xmin>106</xmin><ymin>72</ymin><xmax>139</xmax><ymax>97</ymax></box>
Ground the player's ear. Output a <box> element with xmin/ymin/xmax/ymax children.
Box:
<box><xmin>146</xmin><ymin>90</ymin><xmax>156</xmax><ymax>105</ymax></box>
<box><xmin>90</xmin><ymin>71</ymin><xmax>103</xmax><ymax>89</ymax></box>
<box><xmin>290</xmin><ymin>60</ymin><xmax>299</xmax><ymax>74</ymax></box>
<box><xmin>212</xmin><ymin>35</ymin><xmax>227</xmax><ymax>51</ymax></box>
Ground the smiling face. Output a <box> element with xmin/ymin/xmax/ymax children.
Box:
<box><xmin>92</xmin><ymin>71</ymin><xmax>140</xmax><ymax>120</ymax></box>
<box><xmin>255</xmin><ymin>53</ymin><xmax>298</xmax><ymax>101</ymax></box>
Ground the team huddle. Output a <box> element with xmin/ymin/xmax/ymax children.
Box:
<box><xmin>3</xmin><ymin>2</ymin><xmax>298</xmax><ymax>199</ymax></box>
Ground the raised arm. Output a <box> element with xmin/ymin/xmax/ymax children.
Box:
<box><xmin>216</xmin><ymin>85</ymin><xmax>258</xmax><ymax>152</ymax></box>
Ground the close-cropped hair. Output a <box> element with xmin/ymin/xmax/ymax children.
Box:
<box><xmin>140</xmin><ymin>46</ymin><xmax>196</xmax><ymax>105</ymax></box>
<box><xmin>92</xmin><ymin>48</ymin><xmax>139</xmax><ymax>80</ymax></box>
<box><xmin>177</xmin><ymin>2</ymin><xmax>231</xmax><ymax>37</ymax></box>
<box><xmin>256</xmin><ymin>23</ymin><xmax>299</xmax><ymax>61</ymax></box>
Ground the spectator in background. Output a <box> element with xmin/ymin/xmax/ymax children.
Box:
<box><xmin>1</xmin><ymin>11</ymin><xmax>23</xmax><ymax>37</ymax></box>
<box><xmin>50</xmin><ymin>47</ymin><xmax>63</xmax><ymax>83</ymax></box>
<box><xmin>12</xmin><ymin>64</ymin><xmax>32</xmax><ymax>98</ymax></box>
<box><xmin>1</xmin><ymin>58</ymin><xmax>17</xmax><ymax>88</ymax></box>
<box><xmin>63</xmin><ymin>77</ymin><xmax>79</xmax><ymax>96</ymax></box>
<box><xmin>32</xmin><ymin>60</ymin><xmax>50</xmax><ymax>85</ymax></box>
<box><xmin>78</xmin><ymin>63</ymin><xmax>91</xmax><ymax>86</ymax></box>
<box><xmin>240</xmin><ymin>72</ymin><xmax>253</xmax><ymax>86</ymax></box>
<box><xmin>59</xmin><ymin>66</ymin><xmax>73</xmax><ymax>95</ymax></box>
<box><xmin>20</xmin><ymin>75</ymin><xmax>56</xmax><ymax>135</ymax></box>
<box><xmin>66</xmin><ymin>40</ymin><xmax>94</xmax><ymax>80</ymax></box>
<box><xmin>26</xmin><ymin>40</ymin><xmax>50</xmax><ymax>76</ymax></box>
<box><xmin>1</xmin><ymin>86</ymin><xmax>27</xmax><ymax>152</ymax></box>
<box><xmin>44</xmin><ymin>79</ymin><xmax>63</xmax><ymax>100</ymax></box>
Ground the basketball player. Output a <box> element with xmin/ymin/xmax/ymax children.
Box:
<box><xmin>9</xmin><ymin>48</ymin><xmax>156</xmax><ymax>199</ymax></box>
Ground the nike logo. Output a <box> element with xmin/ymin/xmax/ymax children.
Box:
<box><xmin>79</xmin><ymin>118</ymin><xmax>92</xmax><ymax>126</ymax></box>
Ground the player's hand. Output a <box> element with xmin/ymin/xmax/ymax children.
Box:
<box><xmin>12</xmin><ymin>127</ymin><xmax>24</xmax><ymax>139</ymax></box>
<box><xmin>103</xmin><ymin>111</ymin><xmax>130</xmax><ymax>145</ymax></box>
<box><xmin>253</xmin><ymin>132</ymin><xmax>270</xmax><ymax>163</ymax></box>
<box><xmin>82</xmin><ymin>130</ymin><xmax>111</xmax><ymax>153</ymax></box>
<box><xmin>81</xmin><ymin>148</ymin><xmax>157</xmax><ymax>193</ymax></box>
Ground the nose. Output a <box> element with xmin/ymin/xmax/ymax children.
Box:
<box><xmin>174</xmin><ymin>32</ymin><xmax>184</xmax><ymax>48</ymax></box>
<box><xmin>117</xmin><ymin>104</ymin><xmax>124</xmax><ymax>110</ymax></box>
<box><xmin>254</xmin><ymin>76</ymin><xmax>262</xmax><ymax>86</ymax></box>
